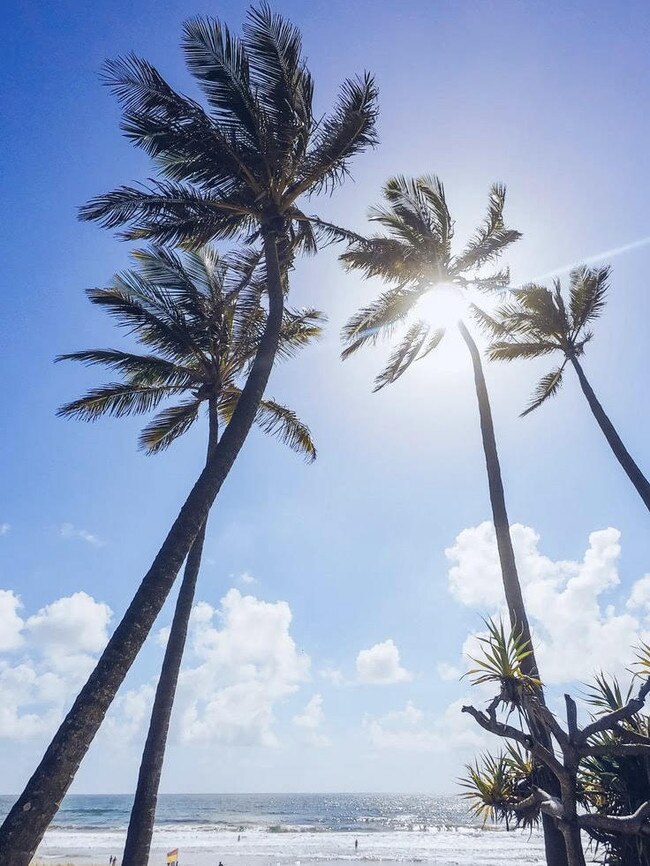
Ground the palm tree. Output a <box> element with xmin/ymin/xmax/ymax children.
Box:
<box><xmin>57</xmin><ymin>244</ymin><xmax>320</xmax><ymax>866</ymax></box>
<box><xmin>0</xmin><ymin>7</ymin><xmax>377</xmax><ymax>862</ymax></box>
<box><xmin>480</xmin><ymin>266</ymin><xmax>650</xmax><ymax>511</ymax></box>
<box><xmin>339</xmin><ymin>175</ymin><xmax>567</xmax><ymax>866</ymax></box>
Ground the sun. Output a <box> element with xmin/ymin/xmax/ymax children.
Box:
<box><xmin>414</xmin><ymin>282</ymin><xmax>469</xmax><ymax>328</ymax></box>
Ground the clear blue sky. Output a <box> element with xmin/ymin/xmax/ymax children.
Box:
<box><xmin>1</xmin><ymin>0</ymin><xmax>649</xmax><ymax>795</ymax></box>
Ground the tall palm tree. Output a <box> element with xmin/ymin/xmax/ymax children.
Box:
<box><xmin>479</xmin><ymin>266</ymin><xmax>650</xmax><ymax>511</ymax></box>
<box><xmin>339</xmin><ymin>175</ymin><xmax>567</xmax><ymax>866</ymax></box>
<box><xmin>0</xmin><ymin>7</ymin><xmax>377</xmax><ymax>862</ymax></box>
<box><xmin>57</xmin><ymin>245</ymin><xmax>320</xmax><ymax>866</ymax></box>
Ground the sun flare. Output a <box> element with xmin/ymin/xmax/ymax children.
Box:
<box><xmin>414</xmin><ymin>283</ymin><xmax>469</xmax><ymax>328</ymax></box>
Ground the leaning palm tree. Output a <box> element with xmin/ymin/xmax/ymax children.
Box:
<box><xmin>0</xmin><ymin>7</ymin><xmax>377</xmax><ymax>861</ymax></box>
<box><xmin>480</xmin><ymin>266</ymin><xmax>650</xmax><ymax>511</ymax></box>
<box><xmin>57</xmin><ymin>244</ymin><xmax>320</xmax><ymax>866</ymax></box>
<box><xmin>339</xmin><ymin>176</ymin><xmax>567</xmax><ymax>866</ymax></box>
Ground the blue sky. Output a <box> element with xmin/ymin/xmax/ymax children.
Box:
<box><xmin>1</xmin><ymin>0</ymin><xmax>650</xmax><ymax>795</ymax></box>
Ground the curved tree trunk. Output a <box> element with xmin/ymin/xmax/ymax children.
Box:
<box><xmin>458</xmin><ymin>321</ymin><xmax>569</xmax><ymax>866</ymax></box>
<box><xmin>121</xmin><ymin>403</ymin><xmax>219</xmax><ymax>866</ymax></box>
<box><xmin>570</xmin><ymin>355</ymin><xmax>650</xmax><ymax>512</ymax></box>
<box><xmin>0</xmin><ymin>229</ymin><xmax>286</xmax><ymax>866</ymax></box>
<box><xmin>458</xmin><ymin>322</ymin><xmax>534</xmax><ymax>660</ymax></box>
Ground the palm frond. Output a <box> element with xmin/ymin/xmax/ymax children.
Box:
<box><xmin>488</xmin><ymin>340</ymin><xmax>557</xmax><ymax>362</ymax></box>
<box><xmin>464</xmin><ymin>618</ymin><xmax>541</xmax><ymax>696</ymax></box>
<box><xmin>520</xmin><ymin>364</ymin><xmax>566</xmax><ymax>416</ymax></box>
<box><xmin>416</xmin><ymin>327</ymin><xmax>445</xmax><ymax>360</ymax></box>
<box><xmin>102</xmin><ymin>54</ymin><xmax>250</xmax><ymax>191</ymax></box>
<box><xmin>583</xmin><ymin>673</ymin><xmax>633</xmax><ymax>716</ymax></box>
<box><xmin>55</xmin><ymin>348</ymin><xmax>197</xmax><ymax>386</ymax></box>
<box><xmin>243</xmin><ymin>2</ymin><xmax>314</xmax><ymax>153</ymax></box>
<box><xmin>451</xmin><ymin>184</ymin><xmax>521</xmax><ymax>272</ymax></box>
<box><xmin>79</xmin><ymin>180</ymin><xmax>254</xmax><ymax>247</ymax></box>
<box><xmin>138</xmin><ymin>398</ymin><xmax>201</xmax><ymax>453</ymax></box>
<box><xmin>373</xmin><ymin>320</ymin><xmax>429</xmax><ymax>391</ymax></box>
<box><xmin>296</xmin><ymin>73</ymin><xmax>379</xmax><ymax>196</ymax></box>
<box><xmin>341</xmin><ymin>285</ymin><xmax>421</xmax><ymax>358</ymax></box>
<box><xmin>569</xmin><ymin>265</ymin><xmax>610</xmax><ymax>331</ymax></box>
<box><xmin>219</xmin><ymin>386</ymin><xmax>316</xmax><ymax>460</ymax></box>
<box><xmin>57</xmin><ymin>382</ymin><xmax>183</xmax><ymax>422</ymax></box>
<box><xmin>182</xmin><ymin>15</ymin><xmax>265</xmax><ymax>150</ymax></box>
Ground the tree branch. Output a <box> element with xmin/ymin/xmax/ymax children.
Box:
<box><xmin>565</xmin><ymin>694</ymin><xmax>578</xmax><ymax>741</ymax></box>
<box><xmin>579</xmin><ymin>677</ymin><xmax>650</xmax><ymax>743</ymax></box>
<box><xmin>579</xmin><ymin>801</ymin><xmax>650</xmax><ymax>835</ymax></box>
<box><xmin>582</xmin><ymin>744</ymin><xmax>650</xmax><ymax>758</ymax></box>
<box><xmin>462</xmin><ymin>704</ymin><xmax>569</xmax><ymax>780</ymax></box>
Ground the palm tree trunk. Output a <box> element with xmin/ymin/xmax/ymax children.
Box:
<box><xmin>0</xmin><ymin>228</ymin><xmax>286</xmax><ymax>866</ymax></box>
<box><xmin>121</xmin><ymin>403</ymin><xmax>219</xmax><ymax>866</ymax></box>
<box><xmin>458</xmin><ymin>321</ymin><xmax>569</xmax><ymax>866</ymax></box>
<box><xmin>569</xmin><ymin>355</ymin><xmax>650</xmax><ymax>511</ymax></box>
<box><xmin>458</xmin><ymin>322</ymin><xmax>534</xmax><ymax>658</ymax></box>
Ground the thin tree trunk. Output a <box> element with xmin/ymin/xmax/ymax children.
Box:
<box><xmin>458</xmin><ymin>322</ymin><xmax>534</xmax><ymax>661</ymax></box>
<box><xmin>0</xmin><ymin>229</ymin><xmax>286</xmax><ymax>866</ymax></box>
<box><xmin>570</xmin><ymin>355</ymin><xmax>650</xmax><ymax>512</ymax></box>
<box><xmin>121</xmin><ymin>403</ymin><xmax>219</xmax><ymax>866</ymax></box>
<box><xmin>458</xmin><ymin>321</ymin><xmax>569</xmax><ymax>866</ymax></box>
<box><xmin>560</xmin><ymin>826</ymin><xmax>587</xmax><ymax>866</ymax></box>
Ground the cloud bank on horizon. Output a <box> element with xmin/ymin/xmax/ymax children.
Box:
<box><xmin>1</xmin><ymin>521</ymin><xmax>648</xmax><ymax>787</ymax></box>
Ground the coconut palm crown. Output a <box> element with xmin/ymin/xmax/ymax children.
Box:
<box><xmin>480</xmin><ymin>265</ymin><xmax>650</xmax><ymax>512</ymax></box>
<box><xmin>79</xmin><ymin>3</ymin><xmax>378</xmax><ymax>256</ymax></box>
<box><xmin>57</xmin><ymin>245</ymin><xmax>321</xmax><ymax>459</ymax></box>
<box><xmin>339</xmin><ymin>175</ymin><xmax>521</xmax><ymax>389</ymax></box>
<box><xmin>480</xmin><ymin>265</ymin><xmax>610</xmax><ymax>415</ymax></box>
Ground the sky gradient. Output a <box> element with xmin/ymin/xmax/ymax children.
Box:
<box><xmin>1</xmin><ymin>0</ymin><xmax>649</xmax><ymax>794</ymax></box>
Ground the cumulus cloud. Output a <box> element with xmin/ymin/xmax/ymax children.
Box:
<box><xmin>293</xmin><ymin>694</ymin><xmax>330</xmax><ymax>747</ymax></box>
<box><xmin>364</xmin><ymin>699</ymin><xmax>485</xmax><ymax>754</ymax></box>
<box><xmin>0</xmin><ymin>590</ymin><xmax>112</xmax><ymax>739</ymax></box>
<box><xmin>177</xmin><ymin>589</ymin><xmax>310</xmax><ymax>747</ymax></box>
<box><xmin>0</xmin><ymin>590</ymin><xmax>24</xmax><ymax>652</ymax></box>
<box><xmin>356</xmin><ymin>639</ymin><xmax>413</xmax><ymax>685</ymax></box>
<box><xmin>0</xmin><ymin>523</ymin><xmax>10</xmax><ymax>536</ymax></box>
<box><xmin>237</xmin><ymin>571</ymin><xmax>257</xmax><ymax>585</ymax></box>
<box><xmin>319</xmin><ymin>667</ymin><xmax>344</xmax><ymax>686</ymax></box>
<box><xmin>446</xmin><ymin>522</ymin><xmax>650</xmax><ymax>683</ymax></box>
<box><xmin>59</xmin><ymin>523</ymin><xmax>103</xmax><ymax>546</ymax></box>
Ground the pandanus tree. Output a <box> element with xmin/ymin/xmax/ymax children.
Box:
<box><xmin>461</xmin><ymin>625</ymin><xmax>650</xmax><ymax>866</ymax></box>
<box><xmin>57</xmin><ymin>244</ymin><xmax>321</xmax><ymax>866</ymax></box>
<box><xmin>479</xmin><ymin>266</ymin><xmax>650</xmax><ymax>511</ymax></box>
<box><xmin>0</xmin><ymin>7</ymin><xmax>377</xmax><ymax>863</ymax></box>
<box><xmin>338</xmin><ymin>176</ymin><xmax>567</xmax><ymax>866</ymax></box>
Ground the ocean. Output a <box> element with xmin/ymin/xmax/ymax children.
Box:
<box><xmin>0</xmin><ymin>792</ymin><xmax>575</xmax><ymax>864</ymax></box>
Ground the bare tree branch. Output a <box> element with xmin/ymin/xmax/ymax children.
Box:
<box><xmin>579</xmin><ymin>677</ymin><xmax>650</xmax><ymax>743</ymax></box>
<box><xmin>579</xmin><ymin>802</ymin><xmax>650</xmax><ymax>836</ymax></box>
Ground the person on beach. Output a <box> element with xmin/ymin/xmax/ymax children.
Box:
<box><xmin>355</xmin><ymin>839</ymin><xmax>358</xmax><ymax>851</ymax></box>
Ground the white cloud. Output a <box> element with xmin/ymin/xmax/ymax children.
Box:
<box><xmin>436</xmin><ymin>661</ymin><xmax>462</xmax><ymax>682</ymax></box>
<box><xmin>446</xmin><ymin>522</ymin><xmax>650</xmax><ymax>683</ymax></box>
<box><xmin>627</xmin><ymin>574</ymin><xmax>650</xmax><ymax>613</ymax></box>
<box><xmin>177</xmin><ymin>589</ymin><xmax>310</xmax><ymax>747</ymax></box>
<box><xmin>0</xmin><ymin>590</ymin><xmax>112</xmax><ymax>739</ymax></box>
<box><xmin>364</xmin><ymin>699</ymin><xmax>485</xmax><ymax>754</ymax></box>
<box><xmin>0</xmin><ymin>523</ymin><xmax>10</xmax><ymax>536</ymax></box>
<box><xmin>293</xmin><ymin>694</ymin><xmax>324</xmax><ymax>729</ymax></box>
<box><xmin>292</xmin><ymin>694</ymin><xmax>330</xmax><ymax>748</ymax></box>
<box><xmin>103</xmin><ymin>683</ymin><xmax>156</xmax><ymax>745</ymax></box>
<box><xmin>0</xmin><ymin>590</ymin><xmax>24</xmax><ymax>652</ymax></box>
<box><xmin>356</xmin><ymin>639</ymin><xmax>413</xmax><ymax>685</ymax></box>
<box><xmin>319</xmin><ymin>667</ymin><xmax>344</xmax><ymax>686</ymax></box>
<box><xmin>237</xmin><ymin>571</ymin><xmax>257</xmax><ymax>585</ymax></box>
<box><xmin>59</xmin><ymin>523</ymin><xmax>103</xmax><ymax>547</ymax></box>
